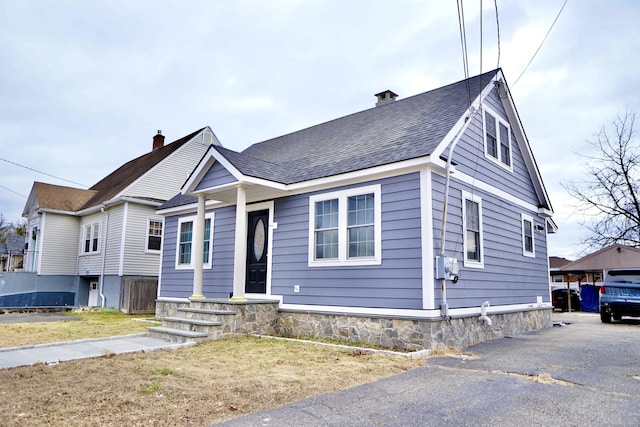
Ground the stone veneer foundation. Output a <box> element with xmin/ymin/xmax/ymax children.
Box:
<box><xmin>155</xmin><ymin>300</ymin><xmax>552</xmax><ymax>351</ymax></box>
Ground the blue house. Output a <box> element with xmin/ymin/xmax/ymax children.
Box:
<box><xmin>152</xmin><ymin>69</ymin><xmax>555</xmax><ymax>350</ymax></box>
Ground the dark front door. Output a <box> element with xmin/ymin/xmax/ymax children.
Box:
<box><xmin>246</xmin><ymin>210</ymin><xmax>268</xmax><ymax>294</ymax></box>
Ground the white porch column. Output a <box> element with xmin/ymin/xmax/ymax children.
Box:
<box><xmin>231</xmin><ymin>184</ymin><xmax>247</xmax><ymax>300</ymax></box>
<box><xmin>190</xmin><ymin>195</ymin><xmax>206</xmax><ymax>300</ymax></box>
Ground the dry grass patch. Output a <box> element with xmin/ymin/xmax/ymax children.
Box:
<box><xmin>0</xmin><ymin>336</ymin><xmax>424</xmax><ymax>426</ymax></box>
<box><xmin>0</xmin><ymin>309</ymin><xmax>157</xmax><ymax>348</ymax></box>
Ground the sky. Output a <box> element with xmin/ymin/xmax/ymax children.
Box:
<box><xmin>1</xmin><ymin>0</ymin><xmax>639</xmax><ymax>260</ymax></box>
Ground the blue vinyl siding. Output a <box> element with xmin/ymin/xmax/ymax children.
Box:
<box><xmin>159</xmin><ymin>206</ymin><xmax>236</xmax><ymax>298</ymax></box>
<box><xmin>195</xmin><ymin>161</ymin><xmax>236</xmax><ymax>190</ymax></box>
<box><xmin>431</xmin><ymin>171</ymin><xmax>549</xmax><ymax>308</ymax></box>
<box><xmin>453</xmin><ymin>87</ymin><xmax>540</xmax><ymax>207</ymax></box>
<box><xmin>270</xmin><ymin>173</ymin><xmax>423</xmax><ymax>309</ymax></box>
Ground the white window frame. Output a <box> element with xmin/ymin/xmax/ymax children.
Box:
<box><xmin>81</xmin><ymin>221</ymin><xmax>102</xmax><ymax>255</ymax></box>
<box><xmin>145</xmin><ymin>217</ymin><xmax>164</xmax><ymax>254</ymax></box>
<box><xmin>308</xmin><ymin>184</ymin><xmax>382</xmax><ymax>267</ymax></box>
<box><xmin>175</xmin><ymin>212</ymin><xmax>214</xmax><ymax>270</ymax></box>
<box><xmin>483</xmin><ymin>105</ymin><xmax>513</xmax><ymax>171</ymax></box>
<box><xmin>521</xmin><ymin>213</ymin><xmax>535</xmax><ymax>257</ymax></box>
<box><xmin>462</xmin><ymin>191</ymin><xmax>484</xmax><ymax>269</ymax></box>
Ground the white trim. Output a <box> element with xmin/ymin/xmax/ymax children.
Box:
<box><xmin>449</xmin><ymin>169</ymin><xmax>540</xmax><ymax>213</ymax></box>
<box><xmin>278</xmin><ymin>301</ymin><xmax>551</xmax><ymax>319</ymax></box>
<box><xmin>308</xmin><ymin>184</ymin><xmax>382</xmax><ymax>267</ymax></box>
<box><xmin>156</xmin><ymin>296</ymin><xmax>190</xmax><ymax>303</ymax></box>
<box><xmin>175</xmin><ymin>212</ymin><xmax>215</xmax><ymax>270</ymax></box>
<box><xmin>144</xmin><ymin>216</ymin><xmax>164</xmax><ymax>254</ymax></box>
<box><xmin>521</xmin><ymin>213</ymin><xmax>535</xmax><ymax>258</ymax></box>
<box><xmin>462</xmin><ymin>190</ymin><xmax>484</xmax><ymax>269</ymax></box>
<box><xmin>247</xmin><ymin>200</ymin><xmax>275</xmax><ymax>296</ymax></box>
<box><xmin>420</xmin><ymin>168</ymin><xmax>435</xmax><ymax>310</ymax></box>
<box><xmin>80</xmin><ymin>219</ymin><xmax>104</xmax><ymax>256</ymax></box>
<box><xmin>36</xmin><ymin>212</ymin><xmax>45</xmax><ymax>275</ymax></box>
<box><xmin>118</xmin><ymin>202</ymin><xmax>128</xmax><ymax>276</ymax></box>
<box><xmin>482</xmin><ymin>104</ymin><xmax>513</xmax><ymax>171</ymax></box>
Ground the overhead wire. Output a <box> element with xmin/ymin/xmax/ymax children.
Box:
<box><xmin>494</xmin><ymin>0</ymin><xmax>501</xmax><ymax>69</ymax></box>
<box><xmin>0</xmin><ymin>155</ymin><xmax>88</xmax><ymax>188</ymax></box>
<box><xmin>0</xmin><ymin>184</ymin><xmax>26</xmax><ymax>198</ymax></box>
<box><xmin>513</xmin><ymin>0</ymin><xmax>568</xmax><ymax>86</ymax></box>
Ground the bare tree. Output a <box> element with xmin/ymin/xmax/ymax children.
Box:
<box><xmin>564</xmin><ymin>111</ymin><xmax>640</xmax><ymax>248</ymax></box>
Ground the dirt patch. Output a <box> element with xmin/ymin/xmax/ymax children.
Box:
<box><xmin>0</xmin><ymin>336</ymin><xmax>424</xmax><ymax>426</ymax></box>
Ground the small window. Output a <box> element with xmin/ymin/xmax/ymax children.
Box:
<box><xmin>521</xmin><ymin>214</ymin><xmax>535</xmax><ymax>257</ymax></box>
<box><xmin>147</xmin><ymin>219</ymin><xmax>163</xmax><ymax>252</ymax></box>
<box><xmin>176</xmin><ymin>213</ymin><xmax>214</xmax><ymax>269</ymax></box>
<box><xmin>308</xmin><ymin>185</ymin><xmax>381</xmax><ymax>267</ymax></box>
<box><xmin>483</xmin><ymin>107</ymin><xmax>512</xmax><ymax>169</ymax></box>
<box><xmin>82</xmin><ymin>222</ymin><xmax>101</xmax><ymax>254</ymax></box>
<box><xmin>462</xmin><ymin>191</ymin><xmax>483</xmax><ymax>268</ymax></box>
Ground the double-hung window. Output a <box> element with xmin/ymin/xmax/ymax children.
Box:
<box><xmin>82</xmin><ymin>222</ymin><xmax>101</xmax><ymax>254</ymax></box>
<box><xmin>146</xmin><ymin>219</ymin><xmax>163</xmax><ymax>252</ymax></box>
<box><xmin>309</xmin><ymin>185</ymin><xmax>381</xmax><ymax>266</ymax></box>
<box><xmin>521</xmin><ymin>214</ymin><xmax>535</xmax><ymax>257</ymax></box>
<box><xmin>462</xmin><ymin>191</ymin><xmax>483</xmax><ymax>268</ymax></box>
<box><xmin>176</xmin><ymin>213</ymin><xmax>214</xmax><ymax>269</ymax></box>
<box><xmin>483</xmin><ymin>107</ymin><xmax>512</xmax><ymax>169</ymax></box>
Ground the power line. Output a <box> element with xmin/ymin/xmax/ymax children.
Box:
<box><xmin>0</xmin><ymin>155</ymin><xmax>88</xmax><ymax>188</ymax></box>
<box><xmin>494</xmin><ymin>0</ymin><xmax>501</xmax><ymax>69</ymax></box>
<box><xmin>0</xmin><ymin>184</ymin><xmax>27</xmax><ymax>198</ymax></box>
<box><xmin>513</xmin><ymin>0</ymin><xmax>568</xmax><ymax>86</ymax></box>
<box><xmin>457</xmin><ymin>0</ymin><xmax>472</xmax><ymax>107</ymax></box>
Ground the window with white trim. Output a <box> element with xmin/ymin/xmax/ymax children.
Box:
<box><xmin>309</xmin><ymin>185</ymin><xmax>381</xmax><ymax>266</ymax></box>
<box><xmin>176</xmin><ymin>213</ymin><xmax>214</xmax><ymax>269</ymax></box>
<box><xmin>521</xmin><ymin>214</ymin><xmax>535</xmax><ymax>257</ymax></box>
<box><xmin>82</xmin><ymin>222</ymin><xmax>101</xmax><ymax>254</ymax></box>
<box><xmin>146</xmin><ymin>219</ymin><xmax>163</xmax><ymax>252</ymax></box>
<box><xmin>483</xmin><ymin>107</ymin><xmax>512</xmax><ymax>168</ymax></box>
<box><xmin>462</xmin><ymin>191</ymin><xmax>483</xmax><ymax>268</ymax></box>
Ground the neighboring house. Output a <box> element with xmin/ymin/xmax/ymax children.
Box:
<box><xmin>558</xmin><ymin>243</ymin><xmax>640</xmax><ymax>286</ymax></box>
<box><xmin>17</xmin><ymin>128</ymin><xmax>217</xmax><ymax>310</ymax></box>
<box><xmin>0</xmin><ymin>235</ymin><xmax>25</xmax><ymax>272</ymax></box>
<box><xmin>154</xmin><ymin>69</ymin><xmax>555</xmax><ymax>350</ymax></box>
<box><xmin>549</xmin><ymin>256</ymin><xmax>575</xmax><ymax>287</ymax></box>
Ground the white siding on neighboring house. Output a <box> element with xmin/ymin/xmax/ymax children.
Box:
<box><xmin>39</xmin><ymin>213</ymin><xmax>80</xmax><ymax>275</ymax></box>
<box><xmin>77</xmin><ymin>211</ymin><xmax>106</xmax><ymax>276</ymax></box>
<box><xmin>123</xmin><ymin>131</ymin><xmax>214</xmax><ymax>201</ymax></box>
<box><xmin>121</xmin><ymin>203</ymin><xmax>162</xmax><ymax>276</ymax></box>
<box><xmin>103</xmin><ymin>203</ymin><xmax>125</xmax><ymax>275</ymax></box>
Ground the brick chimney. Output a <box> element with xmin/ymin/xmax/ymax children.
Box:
<box><xmin>374</xmin><ymin>90</ymin><xmax>398</xmax><ymax>107</ymax></box>
<box><xmin>152</xmin><ymin>130</ymin><xmax>165</xmax><ymax>150</ymax></box>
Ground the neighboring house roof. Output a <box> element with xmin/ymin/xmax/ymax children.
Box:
<box><xmin>0</xmin><ymin>243</ymin><xmax>6</xmax><ymax>256</ymax></box>
<box><xmin>81</xmin><ymin>127</ymin><xmax>205</xmax><ymax>210</ymax></box>
<box><xmin>23</xmin><ymin>128</ymin><xmax>206</xmax><ymax>216</ymax></box>
<box><xmin>5</xmin><ymin>235</ymin><xmax>25</xmax><ymax>254</ymax></box>
<box><xmin>29</xmin><ymin>182</ymin><xmax>97</xmax><ymax>213</ymax></box>
<box><xmin>560</xmin><ymin>244</ymin><xmax>640</xmax><ymax>272</ymax></box>
<box><xmin>222</xmin><ymin>70</ymin><xmax>497</xmax><ymax>185</ymax></box>
<box><xmin>549</xmin><ymin>256</ymin><xmax>572</xmax><ymax>269</ymax></box>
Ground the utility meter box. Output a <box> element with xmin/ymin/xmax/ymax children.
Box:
<box><xmin>435</xmin><ymin>256</ymin><xmax>459</xmax><ymax>281</ymax></box>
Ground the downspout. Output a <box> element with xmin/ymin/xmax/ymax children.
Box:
<box><xmin>99</xmin><ymin>206</ymin><xmax>109</xmax><ymax>307</ymax></box>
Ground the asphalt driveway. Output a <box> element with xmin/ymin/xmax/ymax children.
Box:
<box><xmin>217</xmin><ymin>312</ymin><xmax>640</xmax><ymax>426</ymax></box>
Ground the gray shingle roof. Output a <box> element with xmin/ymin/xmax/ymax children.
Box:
<box><xmin>159</xmin><ymin>70</ymin><xmax>499</xmax><ymax>210</ymax></box>
<box><xmin>238</xmin><ymin>70</ymin><xmax>498</xmax><ymax>184</ymax></box>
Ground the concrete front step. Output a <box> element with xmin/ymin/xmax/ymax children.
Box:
<box><xmin>162</xmin><ymin>317</ymin><xmax>222</xmax><ymax>334</ymax></box>
<box><xmin>148</xmin><ymin>326</ymin><xmax>208</xmax><ymax>343</ymax></box>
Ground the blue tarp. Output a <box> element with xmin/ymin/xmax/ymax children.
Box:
<box><xmin>580</xmin><ymin>285</ymin><xmax>599</xmax><ymax>313</ymax></box>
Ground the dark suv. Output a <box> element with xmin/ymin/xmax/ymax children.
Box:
<box><xmin>599</xmin><ymin>269</ymin><xmax>640</xmax><ymax>323</ymax></box>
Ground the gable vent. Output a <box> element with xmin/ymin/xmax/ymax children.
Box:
<box><xmin>375</xmin><ymin>90</ymin><xmax>398</xmax><ymax>107</ymax></box>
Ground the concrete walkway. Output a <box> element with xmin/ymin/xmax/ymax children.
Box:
<box><xmin>0</xmin><ymin>334</ymin><xmax>192</xmax><ymax>370</ymax></box>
